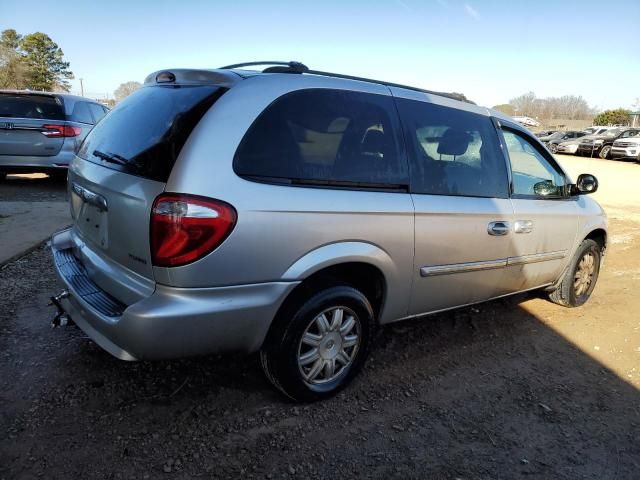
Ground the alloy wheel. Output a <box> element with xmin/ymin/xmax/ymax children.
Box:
<box><xmin>297</xmin><ymin>306</ymin><xmax>361</xmax><ymax>385</ymax></box>
<box><xmin>574</xmin><ymin>252</ymin><xmax>595</xmax><ymax>296</ymax></box>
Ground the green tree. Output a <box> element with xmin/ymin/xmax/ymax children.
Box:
<box><xmin>592</xmin><ymin>108</ymin><xmax>632</xmax><ymax>126</ymax></box>
<box><xmin>20</xmin><ymin>32</ymin><xmax>73</xmax><ymax>91</ymax></box>
<box><xmin>1</xmin><ymin>29</ymin><xmax>22</xmax><ymax>49</ymax></box>
<box><xmin>492</xmin><ymin>103</ymin><xmax>515</xmax><ymax>116</ymax></box>
<box><xmin>0</xmin><ymin>29</ymin><xmax>27</xmax><ymax>89</ymax></box>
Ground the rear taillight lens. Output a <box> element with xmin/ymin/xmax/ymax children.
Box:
<box><xmin>41</xmin><ymin>124</ymin><xmax>82</xmax><ymax>138</ymax></box>
<box><xmin>150</xmin><ymin>194</ymin><xmax>236</xmax><ymax>267</ymax></box>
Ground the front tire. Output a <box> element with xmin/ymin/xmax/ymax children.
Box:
<box><xmin>548</xmin><ymin>239</ymin><xmax>601</xmax><ymax>307</ymax></box>
<box><xmin>598</xmin><ymin>145</ymin><xmax>611</xmax><ymax>159</ymax></box>
<box><xmin>260</xmin><ymin>285</ymin><xmax>375</xmax><ymax>402</ymax></box>
<box><xmin>550</xmin><ymin>144</ymin><xmax>558</xmax><ymax>154</ymax></box>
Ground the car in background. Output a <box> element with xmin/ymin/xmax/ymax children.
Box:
<box><xmin>610</xmin><ymin>136</ymin><xmax>640</xmax><ymax>161</ymax></box>
<box><xmin>577</xmin><ymin>128</ymin><xmax>640</xmax><ymax>159</ymax></box>
<box><xmin>541</xmin><ymin>131</ymin><xmax>589</xmax><ymax>153</ymax></box>
<box><xmin>0</xmin><ymin>91</ymin><xmax>108</xmax><ymax>180</ymax></box>
<box><xmin>535</xmin><ymin>130</ymin><xmax>556</xmax><ymax>138</ymax></box>
<box><xmin>555</xmin><ymin>137</ymin><xmax>584</xmax><ymax>155</ymax></box>
<box><xmin>582</xmin><ymin>126</ymin><xmax>614</xmax><ymax>136</ymax></box>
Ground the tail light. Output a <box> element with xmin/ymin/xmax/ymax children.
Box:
<box><xmin>150</xmin><ymin>194</ymin><xmax>236</xmax><ymax>267</ymax></box>
<box><xmin>41</xmin><ymin>124</ymin><xmax>82</xmax><ymax>138</ymax></box>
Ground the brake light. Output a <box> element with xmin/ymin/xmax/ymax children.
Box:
<box><xmin>150</xmin><ymin>194</ymin><xmax>237</xmax><ymax>267</ymax></box>
<box><xmin>41</xmin><ymin>124</ymin><xmax>82</xmax><ymax>138</ymax></box>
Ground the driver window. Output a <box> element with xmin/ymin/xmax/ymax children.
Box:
<box><xmin>502</xmin><ymin>129</ymin><xmax>566</xmax><ymax>198</ymax></box>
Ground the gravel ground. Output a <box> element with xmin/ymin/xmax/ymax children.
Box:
<box><xmin>1</xmin><ymin>157</ymin><xmax>639</xmax><ymax>479</ymax></box>
<box><xmin>0</xmin><ymin>174</ymin><xmax>67</xmax><ymax>203</ymax></box>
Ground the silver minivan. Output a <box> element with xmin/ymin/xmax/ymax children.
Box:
<box><xmin>50</xmin><ymin>62</ymin><xmax>607</xmax><ymax>401</ymax></box>
<box><xmin>0</xmin><ymin>91</ymin><xmax>108</xmax><ymax>178</ymax></box>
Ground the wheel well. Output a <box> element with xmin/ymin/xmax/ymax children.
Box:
<box><xmin>585</xmin><ymin>228</ymin><xmax>607</xmax><ymax>252</ymax></box>
<box><xmin>278</xmin><ymin>262</ymin><xmax>386</xmax><ymax>322</ymax></box>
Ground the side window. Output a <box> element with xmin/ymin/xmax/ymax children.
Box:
<box><xmin>234</xmin><ymin>89</ymin><xmax>407</xmax><ymax>187</ymax></box>
<box><xmin>70</xmin><ymin>101</ymin><xmax>94</xmax><ymax>124</ymax></box>
<box><xmin>88</xmin><ymin>103</ymin><xmax>107</xmax><ymax>123</ymax></box>
<box><xmin>396</xmin><ymin>99</ymin><xmax>508</xmax><ymax>198</ymax></box>
<box><xmin>502</xmin><ymin>129</ymin><xmax>566</xmax><ymax>198</ymax></box>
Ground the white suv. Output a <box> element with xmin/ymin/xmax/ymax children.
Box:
<box><xmin>611</xmin><ymin>137</ymin><xmax>640</xmax><ymax>161</ymax></box>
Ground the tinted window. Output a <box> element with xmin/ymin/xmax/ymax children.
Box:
<box><xmin>71</xmin><ymin>101</ymin><xmax>94</xmax><ymax>124</ymax></box>
<box><xmin>88</xmin><ymin>103</ymin><xmax>107</xmax><ymax>123</ymax></box>
<box><xmin>502</xmin><ymin>129</ymin><xmax>566</xmax><ymax>198</ymax></box>
<box><xmin>78</xmin><ymin>85</ymin><xmax>222</xmax><ymax>182</ymax></box>
<box><xmin>234</xmin><ymin>89</ymin><xmax>407</xmax><ymax>188</ymax></box>
<box><xmin>0</xmin><ymin>93</ymin><xmax>65</xmax><ymax>120</ymax></box>
<box><xmin>396</xmin><ymin>99</ymin><xmax>508</xmax><ymax>198</ymax></box>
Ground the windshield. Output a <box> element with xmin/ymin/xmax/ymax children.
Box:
<box><xmin>547</xmin><ymin>131</ymin><xmax>565</xmax><ymax>139</ymax></box>
<box><xmin>603</xmin><ymin>129</ymin><xmax>622</xmax><ymax>138</ymax></box>
<box><xmin>78</xmin><ymin>85</ymin><xmax>223</xmax><ymax>182</ymax></box>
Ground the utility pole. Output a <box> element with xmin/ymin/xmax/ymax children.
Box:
<box><xmin>79</xmin><ymin>78</ymin><xmax>84</xmax><ymax>97</ymax></box>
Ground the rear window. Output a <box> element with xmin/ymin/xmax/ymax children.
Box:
<box><xmin>234</xmin><ymin>89</ymin><xmax>408</xmax><ymax>189</ymax></box>
<box><xmin>0</xmin><ymin>93</ymin><xmax>65</xmax><ymax>120</ymax></box>
<box><xmin>78</xmin><ymin>85</ymin><xmax>223</xmax><ymax>182</ymax></box>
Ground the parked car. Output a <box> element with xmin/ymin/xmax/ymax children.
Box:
<box><xmin>0</xmin><ymin>90</ymin><xmax>108</xmax><ymax>179</ymax></box>
<box><xmin>556</xmin><ymin>137</ymin><xmax>585</xmax><ymax>155</ymax></box>
<box><xmin>610</xmin><ymin>136</ymin><xmax>640</xmax><ymax>161</ymax></box>
<box><xmin>539</xmin><ymin>131</ymin><xmax>588</xmax><ymax>153</ymax></box>
<box><xmin>535</xmin><ymin>130</ymin><xmax>556</xmax><ymax>138</ymax></box>
<box><xmin>577</xmin><ymin>128</ymin><xmax>640</xmax><ymax>159</ymax></box>
<box><xmin>583</xmin><ymin>126</ymin><xmax>615</xmax><ymax>136</ymax></box>
<box><xmin>49</xmin><ymin>62</ymin><xmax>607</xmax><ymax>401</ymax></box>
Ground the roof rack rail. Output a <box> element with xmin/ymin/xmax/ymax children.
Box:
<box><xmin>218</xmin><ymin>61</ymin><xmax>474</xmax><ymax>104</ymax></box>
<box><xmin>219</xmin><ymin>61</ymin><xmax>309</xmax><ymax>73</ymax></box>
<box><xmin>305</xmin><ymin>69</ymin><xmax>474</xmax><ymax>104</ymax></box>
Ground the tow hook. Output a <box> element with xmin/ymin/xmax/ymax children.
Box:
<box><xmin>49</xmin><ymin>290</ymin><xmax>72</xmax><ymax>328</ymax></box>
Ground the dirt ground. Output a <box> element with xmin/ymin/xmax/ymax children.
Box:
<box><xmin>1</xmin><ymin>156</ymin><xmax>639</xmax><ymax>479</ymax></box>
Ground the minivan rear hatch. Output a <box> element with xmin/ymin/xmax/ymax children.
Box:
<box><xmin>71</xmin><ymin>83</ymin><xmax>226</xmax><ymax>285</ymax></box>
<box><xmin>0</xmin><ymin>93</ymin><xmax>66</xmax><ymax>156</ymax></box>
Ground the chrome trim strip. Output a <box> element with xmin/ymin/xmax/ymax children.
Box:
<box><xmin>420</xmin><ymin>250</ymin><xmax>568</xmax><ymax>277</ymax></box>
<box><xmin>72</xmin><ymin>182</ymin><xmax>108</xmax><ymax>212</ymax></box>
<box><xmin>507</xmin><ymin>250</ymin><xmax>567</xmax><ymax>266</ymax></box>
<box><xmin>420</xmin><ymin>258</ymin><xmax>507</xmax><ymax>277</ymax></box>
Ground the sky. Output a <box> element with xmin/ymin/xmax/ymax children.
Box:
<box><xmin>2</xmin><ymin>0</ymin><xmax>639</xmax><ymax>110</ymax></box>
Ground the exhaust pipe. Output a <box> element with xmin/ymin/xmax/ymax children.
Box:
<box><xmin>49</xmin><ymin>290</ymin><xmax>72</xmax><ymax>327</ymax></box>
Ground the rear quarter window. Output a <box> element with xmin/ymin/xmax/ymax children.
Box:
<box><xmin>234</xmin><ymin>89</ymin><xmax>408</xmax><ymax>188</ymax></box>
<box><xmin>70</xmin><ymin>101</ymin><xmax>94</xmax><ymax>124</ymax></box>
<box><xmin>78</xmin><ymin>85</ymin><xmax>223</xmax><ymax>182</ymax></box>
<box><xmin>0</xmin><ymin>93</ymin><xmax>65</xmax><ymax>120</ymax></box>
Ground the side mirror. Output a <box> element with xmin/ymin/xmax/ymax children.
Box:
<box><xmin>573</xmin><ymin>173</ymin><xmax>598</xmax><ymax>195</ymax></box>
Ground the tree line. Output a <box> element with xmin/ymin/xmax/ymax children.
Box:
<box><xmin>493</xmin><ymin>91</ymin><xmax>597</xmax><ymax>121</ymax></box>
<box><xmin>0</xmin><ymin>29</ymin><xmax>73</xmax><ymax>91</ymax></box>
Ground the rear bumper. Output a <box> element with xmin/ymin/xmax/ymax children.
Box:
<box><xmin>51</xmin><ymin>228</ymin><xmax>299</xmax><ymax>360</ymax></box>
<box><xmin>0</xmin><ymin>151</ymin><xmax>74</xmax><ymax>171</ymax></box>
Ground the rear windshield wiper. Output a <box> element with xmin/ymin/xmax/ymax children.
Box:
<box><xmin>92</xmin><ymin>150</ymin><xmax>128</xmax><ymax>167</ymax></box>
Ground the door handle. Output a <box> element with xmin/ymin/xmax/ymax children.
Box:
<box><xmin>514</xmin><ymin>220</ymin><xmax>533</xmax><ymax>234</ymax></box>
<box><xmin>488</xmin><ymin>221</ymin><xmax>510</xmax><ymax>236</ymax></box>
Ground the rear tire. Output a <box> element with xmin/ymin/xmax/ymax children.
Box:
<box><xmin>548</xmin><ymin>239</ymin><xmax>601</xmax><ymax>307</ymax></box>
<box><xmin>260</xmin><ymin>285</ymin><xmax>375</xmax><ymax>402</ymax></box>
